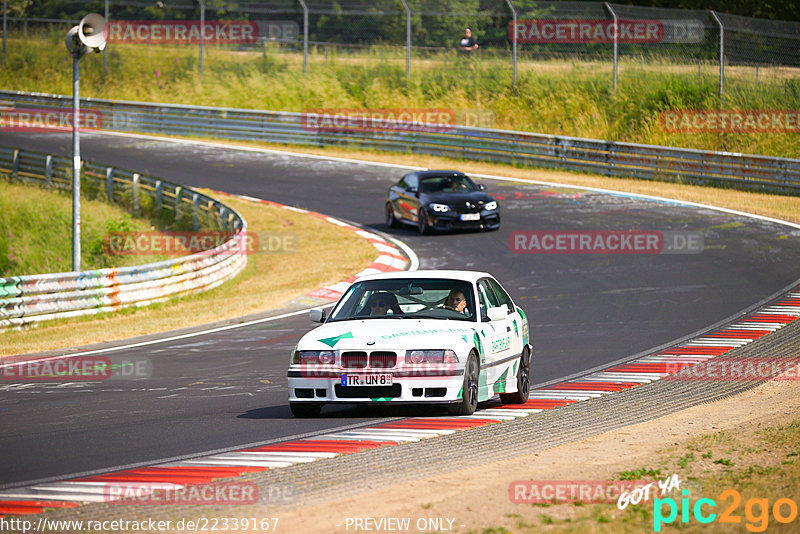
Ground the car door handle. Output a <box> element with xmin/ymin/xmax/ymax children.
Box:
<box><xmin>506</xmin><ymin>326</ymin><xmax>511</xmax><ymax>332</ymax></box>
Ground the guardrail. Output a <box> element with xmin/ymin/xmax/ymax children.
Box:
<box><xmin>2</xmin><ymin>90</ymin><xmax>800</xmax><ymax>194</ymax></box>
<box><xmin>0</xmin><ymin>146</ymin><xmax>247</xmax><ymax>329</ymax></box>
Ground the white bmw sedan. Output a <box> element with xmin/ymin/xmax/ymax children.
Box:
<box><xmin>287</xmin><ymin>270</ymin><xmax>532</xmax><ymax>417</ymax></box>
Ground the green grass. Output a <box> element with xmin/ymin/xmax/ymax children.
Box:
<box><xmin>2</xmin><ymin>32</ymin><xmax>799</xmax><ymax>159</ymax></box>
<box><xmin>0</xmin><ymin>180</ymin><xmax>168</xmax><ymax>275</ymax></box>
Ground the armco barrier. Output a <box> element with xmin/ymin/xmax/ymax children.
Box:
<box><xmin>0</xmin><ymin>146</ymin><xmax>247</xmax><ymax>328</ymax></box>
<box><xmin>2</xmin><ymin>90</ymin><xmax>800</xmax><ymax>193</ymax></box>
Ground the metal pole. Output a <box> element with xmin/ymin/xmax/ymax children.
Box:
<box><xmin>72</xmin><ymin>52</ymin><xmax>81</xmax><ymax>272</ymax></box>
<box><xmin>710</xmin><ymin>10</ymin><xmax>724</xmax><ymax>98</ymax></box>
<box><xmin>605</xmin><ymin>2</ymin><xmax>618</xmax><ymax>94</ymax></box>
<box><xmin>399</xmin><ymin>0</ymin><xmax>410</xmax><ymax>76</ymax></box>
<box><xmin>3</xmin><ymin>0</ymin><xmax>7</xmax><ymax>68</ymax></box>
<box><xmin>505</xmin><ymin>0</ymin><xmax>517</xmax><ymax>88</ymax></box>
<box><xmin>298</xmin><ymin>0</ymin><xmax>308</xmax><ymax>75</ymax></box>
<box><xmin>104</xmin><ymin>0</ymin><xmax>109</xmax><ymax>75</ymax></box>
<box><xmin>198</xmin><ymin>0</ymin><xmax>205</xmax><ymax>78</ymax></box>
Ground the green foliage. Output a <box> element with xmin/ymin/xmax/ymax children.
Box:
<box><xmin>618</xmin><ymin>467</ymin><xmax>661</xmax><ymax>480</ymax></box>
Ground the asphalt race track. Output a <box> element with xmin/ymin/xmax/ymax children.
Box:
<box><xmin>2</xmin><ymin>131</ymin><xmax>799</xmax><ymax>488</ymax></box>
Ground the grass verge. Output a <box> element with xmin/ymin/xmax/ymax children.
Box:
<box><xmin>0</xmin><ymin>180</ymin><xmax>170</xmax><ymax>275</ymax></box>
<box><xmin>0</xmin><ymin>191</ymin><xmax>377</xmax><ymax>357</ymax></box>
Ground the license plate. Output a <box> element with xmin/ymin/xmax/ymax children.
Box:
<box><xmin>341</xmin><ymin>373</ymin><xmax>393</xmax><ymax>386</ymax></box>
<box><xmin>460</xmin><ymin>213</ymin><xmax>480</xmax><ymax>221</ymax></box>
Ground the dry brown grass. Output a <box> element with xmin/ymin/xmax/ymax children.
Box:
<box><xmin>1</xmin><ymin>192</ymin><xmax>377</xmax><ymax>357</ymax></box>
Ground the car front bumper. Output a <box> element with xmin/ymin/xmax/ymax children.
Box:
<box><xmin>287</xmin><ymin>366</ymin><xmax>465</xmax><ymax>404</ymax></box>
<box><xmin>427</xmin><ymin>210</ymin><xmax>500</xmax><ymax>231</ymax></box>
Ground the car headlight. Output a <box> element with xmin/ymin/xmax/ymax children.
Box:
<box><xmin>484</xmin><ymin>201</ymin><xmax>498</xmax><ymax>211</ymax></box>
<box><xmin>405</xmin><ymin>349</ymin><xmax>459</xmax><ymax>364</ymax></box>
<box><xmin>292</xmin><ymin>350</ymin><xmax>336</xmax><ymax>364</ymax></box>
<box><xmin>430</xmin><ymin>203</ymin><xmax>450</xmax><ymax>213</ymax></box>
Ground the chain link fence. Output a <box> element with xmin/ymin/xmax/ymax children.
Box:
<box><xmin>2</xmin><ymin>1</ymin><xmax>799</xmax><ymax>93</ymax></box>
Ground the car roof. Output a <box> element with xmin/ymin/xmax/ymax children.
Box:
<box><xmin>406</xmin><ymin>170</ymin><xmax>466</xmax><ymax>179</ymax></box>
<box><xmin>356</xmin><ymin>269</ymin><xmax>492</xmax><ymax>284</ymax></box>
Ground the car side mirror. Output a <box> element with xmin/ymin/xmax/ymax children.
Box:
<box><xmin>478</xmin><ymin>184</ymin><xmax>487</xmax><ymax>191</ymax></box>
<box><xmin>309</xmin><ymin>308</ymin><xmax>326</xmax><ymax>323</ymax></box>
<box><xmin>408</xmin><ymin>187</ymin><xmax>419</xmax><ymax>196</ymax></box>
<box><xmin>486</xmin><ymin>305</ymin><xmax>508</xmax><ymax>321</ymax></box>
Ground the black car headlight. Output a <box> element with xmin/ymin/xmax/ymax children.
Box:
<box><xmin>430</xmin><ymin>203</ymin><xmax>450</xmax><ymax>213</ymax></box>
<box><xmin>484</xmin><ymin>201</ymin><xmax>498</xmax><ymax>211</ymax></box>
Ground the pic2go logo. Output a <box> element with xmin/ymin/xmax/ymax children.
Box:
<box><xmin>654</xmin><ymin>489</ymin><xmax>798</xmax><ymax>532</ymax></box>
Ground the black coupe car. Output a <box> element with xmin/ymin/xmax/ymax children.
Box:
<box><xmin>386</xmin><ymin>171</ymin><xmax>500</xmax><ymax>234</ymax></box>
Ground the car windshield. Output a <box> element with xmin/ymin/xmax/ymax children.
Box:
<box><xmin>328</xmin><ymin>278</ymin><xmax>476</xmax><ymax>322</ymax></box>
<box><xmin>419</xmin><ymin>174</ymin><xmax>478</xmax><ymax>194</ymax></box>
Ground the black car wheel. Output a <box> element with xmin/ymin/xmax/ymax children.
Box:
<box><xmin>500</xmin><ymin>346</ymin><xmax>530</xmax><ymax>404</ymax></box>
<box><xmin>386</xmin><ymin>203</ymin><xmax>398</xmax><ymax>228</ymax></box>
<box><xmin>417</xmin><ymin>209</ymin><xmax>429</xmax><ymax>235</ymax></box>
<box><xmin>448</xmin><ymin>352</ymin><xmax>479</xmax><ymax>415</ymax></box>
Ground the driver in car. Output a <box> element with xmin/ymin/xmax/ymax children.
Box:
<box><xmin>444</xmin><ymin>289</ymin><xmax>469</xmax><ymax>315</ymax></box>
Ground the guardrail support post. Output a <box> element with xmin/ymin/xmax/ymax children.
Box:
<box><xmin>175</xmin><ymin>186</ymin><xmax>182</xmax><ymax>221</ymax></box>
<box><xmin>105</xmin><ymin>167</ymin><xmax>114</xmax><ymax>201</ymax></box>
<box><xmin>11</xmin><ymin>149</ymin><xmax>18</xmax><ymax>180</ymax></box>
<box><xmin>132</xmin><ymin>172</ymin><xmax>140</xmax><ymax>213</ymax></box>
<box><xmin>192</xmin><ymin>193</ymin><xmax>200</xmax><ymax>231</ymax></box>
<box><xmin>45</xmin><ymin>155</ymin><xmax>53</xmax><ymax>186</ymax></box>
<box><xmin>710</xmin><ymin>11</ymin><xmax>724</xmax><ymax>98</ymax></box>
<box><xmin>155</xmin><ymin>180</ymin><xmax>163</xmax><ymax>210</ymax></box>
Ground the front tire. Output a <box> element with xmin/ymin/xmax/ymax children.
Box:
<box><xmin>386</xmin><ymin>203</ymin><xmax>398</xmax><ymax>228</ymax></box>
<box><xmin>448</xmin><ymin>352</ymin><xmax>479</xmax><ymax>415</ymax></box>
<box><xmin>417</xmin><ymin>209</ymin><xmax>429</xmax><ymax>235</ymax></box>
<box><xmin>290</xmin><ymin>403</ymin><xmax>323</xmax><ymax>418</ymax></box>
<box><xmin>500</xmin><ymin>346</ymin><xmax>530</xmax><ymax>404</ymax></box>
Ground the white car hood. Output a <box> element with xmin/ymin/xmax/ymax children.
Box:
<box><xmin>297</xmin><ymin>318</ymin><xmax>479</xmax><ymax>351</ymax></box>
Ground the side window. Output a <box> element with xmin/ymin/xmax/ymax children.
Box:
<box><xmin>478</xmin><ymin>279</ymin><xmax>499</xmax><ymax>320</ymax></box>
<box><xmin>488</xmin><ymin>279</ymin><xmax>515</xmax><ymax>313</ymax></box>
<box><xmin>405</xmin><ymin>175</ymin><xmax>418</xmax><ymax>192</ymax></box>
<box><xmin>397</xmin><ymin>176</ymin><xmax>408</xmax><ymax>190</ymax></box>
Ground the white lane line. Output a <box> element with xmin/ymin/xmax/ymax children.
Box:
<box><xmin>200</xmin><ymin>453</ymin><xmax>319</xmax><ymax>463</ymax></box>
<box><xmin>181</xmin><ymin>459</ymin><xmax>294</xmax><ymax>468</ymax></box>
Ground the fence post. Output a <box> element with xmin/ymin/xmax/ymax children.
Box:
<box><xmin>198</xmin><ymin>0</ymin><xmax>205</xmax><ymax>79</ymax></box>
<box><xmin>298</xmin><ymin>0</ymin><xmax>308</xmax><ymax>75</ymax></box>
<box><xmin>399</xmin><ymin>0</ymin><xmax>411</xmax><ymax>77</ymax></box>
<box><xmin>2</xmin><ymin>0</ymin><xmax>6</xmax><ymax>68</ymax></box>
<box><xmin>105</xmin><ymin>167</ymin><xmax>114</xmax><ymax>201</ymax></box>
<box><xmin>505</xmin><ymin>0</ymin><xmax>517</xmax><ymax>89</ymax></box>
<box><xmin>175</xmin><ymin>186</ymin><xmax>183</xmax><ymax>221</ymax></box>
<box><xmin>45</xmin><ymin>155</ymin><xmax>53</xmax><ymax>186</ymax></box>
<box><xmin>710</xmin><ymin>10</ymin><xmax>724</xmax><ymax>98</ymax></box>
<box><xmin>605</xmin><ymin>3</ymin><xmax>618</xmax><ymax>94</ymax></box>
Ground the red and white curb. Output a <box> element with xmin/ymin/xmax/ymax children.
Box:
<box><xmin>2</xmin><ymin>288</ymin><xmax>798</xmax><ymax>516</ymax></box>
